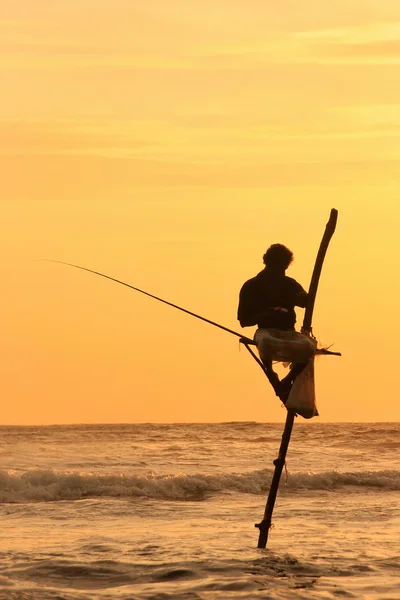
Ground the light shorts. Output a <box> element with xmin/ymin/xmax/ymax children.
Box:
<box><xmin>254</xmin><ymin>328</ymin><xmax>316</xmax><ymax>364</ymax></box>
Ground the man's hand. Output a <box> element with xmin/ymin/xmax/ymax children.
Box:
<box><xmin>295</xmin><ymin>291</ymin><xmax>308</xmax><ymax>308</ymax></box>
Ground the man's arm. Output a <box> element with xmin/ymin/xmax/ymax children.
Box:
<box><xmin>295</xmin><ymin>290</ymin><xmax>308</xmax><ymax>308</ymax></box>
<box><xmin>292</xmin><ymin>280</ymin><xmax>308</xmax><ymax>308</ymax></box>
<box><xmin>237</xmin><ymin>280</ymin><xmax>281</xmax><ymax>327</ymax></box>
<box><xmin>237</xmin><ymin>280</ymin><xmax>259</xmax><ymax>327</ymax></box>
<box><xmin>239</xmin><ymin>307</ymin><xmax>275</xmax><ymax>328</ymax></box>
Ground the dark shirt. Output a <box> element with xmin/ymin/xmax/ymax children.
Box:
<box><xmin>237</xmin><ymin>268</ymin><xmax>307</xmax><ymax>330</ymax></box>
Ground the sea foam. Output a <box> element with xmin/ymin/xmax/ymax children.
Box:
<box><xmin>1</xmin><ymin>468</ymin><xmax>400</xmax><ymax>503</ymax></box>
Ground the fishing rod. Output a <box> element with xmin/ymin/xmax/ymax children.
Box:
<box><xmin>45</xmin><ymin>260</ymin><xmax>341</xmax><ymax>359</ymax></box>
<box><xmin>45</xmin><ymin>260</ymin><xmax>255</xmax><ymax>345</ymax></box>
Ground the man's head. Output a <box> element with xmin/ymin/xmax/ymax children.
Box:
<box><xmin>263</xmin><ymin>244</ymin><xmax>293</xmax><ymax>272</ymax></box>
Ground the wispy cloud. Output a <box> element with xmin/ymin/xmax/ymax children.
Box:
<box><xmin>4</xmin><ymin>153</ymin><xmax>400</xmax><ymax>204</ymax></box>
<box><xmin>0</xmin><ymin>120</ymin><xmax>148</xmax><ymax>156</ymax></box>
<box><xmin>2</xmin><ymin>101</ymin><xmax>399</xmax><ymax>168</ymax></box>
<box><xmin>2</xmin><ymin>3</ymin><xmax>399</xmax><ymax>181</ymax></box>
<box><xmin>295</xmin><ymin>21</ymin><xmax>400</xmax><ymax>43</ymax></box>
<box><xmin>3</xmin><ymin>7</ymin><xmax>399</xmax><ymax>71</ymax></box>
<box><xmin>293</xmin><ymin>21</ymin><xmax>400</xmax><ymax>63</ymax></box>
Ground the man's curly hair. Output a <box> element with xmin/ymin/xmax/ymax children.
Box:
<box><xmin>263</xmin><ymin>244</ymin><xmax>293</xmax><ymax>271</ymax></box>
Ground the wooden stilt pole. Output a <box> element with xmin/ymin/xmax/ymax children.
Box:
<box><xmin>256</xmin><ymin>208</ymin><xmax>338</xmax><ymax>549</ymax></box>
<box><xmin>256</xmin><ymin>409</ymin><xmax>295</xmax><ymax>548</ymax></box>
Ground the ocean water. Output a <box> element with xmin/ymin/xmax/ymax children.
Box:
<box><xmin>1</xmin><ymin>422</ymin><xmax>400</xmax><ymax>600</ymax></box>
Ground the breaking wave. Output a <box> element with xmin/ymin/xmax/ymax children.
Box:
<box><xmin>1</xmin><ymin>468</ymin><xmax>400</xmax><ymax>503</ymax></box>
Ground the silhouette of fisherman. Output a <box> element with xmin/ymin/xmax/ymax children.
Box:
<box><xmin>237</xmin><ymin>244</ymin><xmax>315</xmax><ymax>402</ymax></box>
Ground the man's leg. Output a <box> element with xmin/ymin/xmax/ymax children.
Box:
<box><xmin>255</xmin><ymin>328</ymin><xmax>314</xmax><ymax>400</ymax></box>
<box><xmin>278</xmin><ymin>331</ymin><xmax>316</xmax><ymax>402</ymax></box>
<box><xmin>279</xmin><ymin>362</ymin><xmax>308</xmax><ymax>402</ymax></box>
<box><xmin>263</xmin><ymin>360</ymin><xmax>281</xmax><ymax>397</ymax></box>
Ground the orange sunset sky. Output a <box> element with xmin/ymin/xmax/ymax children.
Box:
<box><xmin>2</xmin><ymin>1</ymin><xmax>400</xmax><ymax>424</ymax></box>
